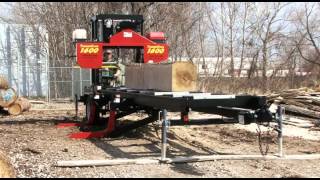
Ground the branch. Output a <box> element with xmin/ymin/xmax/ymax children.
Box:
<box><xmin>305</xmin><ymin>4</ymin><xmax>320</xmax><ymax>57</ymax></box>
<box><xmin>297</xmin><ymin>44</ymin><xmax>320</xmax><ymax>66</ymax></box>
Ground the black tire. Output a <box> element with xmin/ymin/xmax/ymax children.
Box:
<box><xmin>83</xmin><ymin>96</ymin><xmax>100</xmax><ymax>125</ymax></box>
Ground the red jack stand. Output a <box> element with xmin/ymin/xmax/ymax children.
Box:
<box><xmin>69</xmin><ymin>110</ymin><xmax>116</xmax><ymax>139</ymax></box>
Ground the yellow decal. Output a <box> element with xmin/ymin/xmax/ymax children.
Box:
<box><xmin>80</xmin><ymin>44</ymin><xmax>99</xmax><ymax>54</ymax></box>
<box><xmin>147</xmin><ymin>45</ymin><xmax>165</xmax><ymax>54</ymax></box>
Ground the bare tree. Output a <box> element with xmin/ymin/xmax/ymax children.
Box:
<box><xmin>295</xmin><ymin>3</ymin><xmax>320</xmax><ymax>66</ymax></box>
<box><xmin>238</xmin><ymin>2</ymin><xmax>250</xmax><ymax>77</ymax></box>
<box><xmin>251</xmin><ymin>2</ymin><xmax>289</xmax><ymax>92</ymax></box>
<box><xmin>3</xmin><ymin>2</ymin><xmax>318</xmax><ymax>95</ymax></box>
<box><xmin>6</xmin><ymin>26</ymin><xmax>12</xmax><ymax>86</ymax></box>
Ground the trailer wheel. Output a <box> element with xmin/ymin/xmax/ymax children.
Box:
<box><xmin>83</xmin><ymin>97</ymin><xmax>100</xmax><ymax>126</ymax></box>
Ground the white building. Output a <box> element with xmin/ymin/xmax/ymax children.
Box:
<box><xmin>169</xmin><ymin>57</ymin><xmax>309</xmax><ymax>78</ymax></box>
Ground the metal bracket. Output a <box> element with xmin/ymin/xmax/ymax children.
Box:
<box><xmin>161</xmin><ymin>109</ymin><xmax>169</xmax><ymax>162</ymax></box>
<box><xmin>75</xmin><ymin>94</ymin><xmax>79</xmax><ymax>119</ymax></box>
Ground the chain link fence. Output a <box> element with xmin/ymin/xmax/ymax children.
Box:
<box><xmin>48</xmin><ymin>66</ymin><xmax>91</xmax><ymax>101</ymax></box>
<box><xmin>0</xmin><ymin>24</ymin><xmax>91</xmax><ymax>102</ymax></box>
<box><xmin>0</xmin><ymin>64</ymin><xmax>91</xmax><ymax>102</ymax></box>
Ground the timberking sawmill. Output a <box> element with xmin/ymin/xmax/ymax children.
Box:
<box><xmin>58</xmin><ymin>14</ymin><xmax>284</xmax><ymax>161</ymax></box>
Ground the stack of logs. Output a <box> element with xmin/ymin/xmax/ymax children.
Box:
<box><xmin>267</xmin><ymin>87</ymin><xmax>320</xmax><ymax>123</ymax></box>
<box><xmin>0</xmin><ymin>75</ymin><xmax>31</xmax><ymax>115</ymax></box>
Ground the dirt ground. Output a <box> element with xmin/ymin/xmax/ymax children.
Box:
<box><xmin>0</xmin><ymin>103</ymin><xmax>320</xmax><ymax>178</ymax></box>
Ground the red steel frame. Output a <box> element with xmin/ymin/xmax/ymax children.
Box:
<box><xmin>76</xmin><ymin>29</ymin><xmax>169</xmax><ymax>69</ymax></box>
<box><xmin>57</xmin><ymin>27</ymin><xmax>170</xmax><ymax>138</ymax></box>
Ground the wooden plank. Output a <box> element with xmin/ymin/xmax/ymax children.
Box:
<box><xmin>154</xmin><ymin>91</ymin><xmax>190</xmax><ymax>96</ymax></box>
<box><xmin>125</xmin><ymin>62</ymin><xmax>198</xmax><ymax>92</ymax></box>
<box><xmin>125</xmin><ymin>89</ymin><xmax>140</xmax><ymax>93</ymax></box>
<box><xmin>29</xmin><ymin>100</ymin><xmax>46</xmax><ymax>104</ymax></box>
<box><xmin>190</xmin><ymin>94</ymin><xmax>235</xmax><ymax>100</ymax></box>
<box><xmin>56</xmin><ymin>158</ymin><xmax>159</xmax><ymax>167</ymax></box>
<box><xmin>282</xmin><ymin>121</ymin><xmax>314</xmax><ymax>128</ymax></box>
<box><xmin>282</xmin><ymin>104</ymin><xmax>320</xmax><ymax>119</ymax></box>
<box><xmin>166</xmin><ymin>154</ymin><xmax>320</xmax><ymax>163</ymax></box>
<box><xmin>56</xmin><ymin>154</ymin><xmax>320</xmax><ymax>167</ymax></box>
<box><xmin>285</xmin><ymin>116</ymin><xmax>314</xmax><ymax>124</ymax></box>
<box><xmin>30</xmin><ymin>108</ymin><xmax>75</xmax><ymax>111</ymax></box>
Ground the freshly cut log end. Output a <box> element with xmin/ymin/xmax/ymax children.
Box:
<box><xmin>125</xmin><ymin>62</ymin><xmax>198</xmax><ymax>92</ymax></box>
<box><xmin>0</xmin><ymin>151</ymin><xmax>15</xmax><ymax>178</ymax></box>
<box><xmin>0</xmin><ymin>88</ymin><xmax>18</xmax><ymax>107</ymax></box>
<box><xmin>8</xmin><ymin>97</ymin><xmax>31</xmax><ymax>115</ymax></box>
<box><xmin>8</xmin><ymin>104</ymin><xmax>22</xmax><ymax>116</ymax></box>
<box><xmin>0</xmin><ymin>76</ymin><xmax>9</xmax><ymax>89</ymax></box>
<box><xmin>172</xmin><ymin>62</ymin><xmax>197</xmax><ymax>91</ymax></box>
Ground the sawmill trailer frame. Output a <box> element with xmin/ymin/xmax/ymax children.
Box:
<box><xmin>58</xmin><ymin>14</ymin><xmax>277</xmax><ymax>159</ymax></box>
<box><xmin>69</xmin><ymin>87</ymin><xmax>273</xmax><ymax>139</ymax></box>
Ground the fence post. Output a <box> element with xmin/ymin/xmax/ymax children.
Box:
<box><xmin>20</xmin><ymin>27</ymin><xmax>27</xmax><ymax>96</ymax></box>
<box><xmin>6</xmin><ymin>26</ymin><xmax>12</xmax><ymax>87</ymax></box>
<box><xmin>71</xmin><ymin>62</ymin><xmax>74</xmax><ymax>99</ymax></box>
<box><xmin>17</xmin><ymin>49</ymin><xmax>20</xmax><ymax>97</ymax></box>
<box><xmin>46</xmin><ymin>40</ymin><xmax>50</xmax><ymax>103</ymax></box>
<box><xmin>80</xmin><ymin>68</ymin><xmax>83</xmax><ymax>96</ymax></box>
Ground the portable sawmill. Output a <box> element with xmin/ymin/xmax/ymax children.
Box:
<box><xmin>62</xmin><ymin>14</ymin><xmax>273</xmax><ymax>139</ymax></box>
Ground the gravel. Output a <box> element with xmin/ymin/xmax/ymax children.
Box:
<box><xmin>0</xmin><ymin>105</ymin><xmax>320</xmax><ymax>177</ymax></box>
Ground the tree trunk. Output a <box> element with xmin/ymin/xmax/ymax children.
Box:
<box><xmin>239</xmin><ymin>3</ymin><xmax>248</xmax><ymax>77</ymax></box>
<box><xmin>262</xmin><ymin>43</ymin><xmax>268</xmax><ymax>93</ymax></box>
<box><xmin>219</xmin><ymin>2</ymin><xmax>225</xmax><ymax>78</ymax></box>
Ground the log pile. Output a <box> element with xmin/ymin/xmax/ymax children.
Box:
<box><xmin>267</xmin><ymin>87</ymin><xmax>320</xmax><ymax>126</ymax></box>
<box><xmin>0</xmin><ymin>76</ymin><xmax>31</xmax><ymax>116</ymax></box>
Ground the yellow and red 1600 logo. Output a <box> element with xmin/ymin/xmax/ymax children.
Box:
<box><xmin>80</xmin><ymin>44</ymin><xmax>100</xmax><ymax>54</ymax></box>
<box><xmin>147</xmin><ymin>45</ymin><xmax>165</xmax><ymax>54</ymax></box>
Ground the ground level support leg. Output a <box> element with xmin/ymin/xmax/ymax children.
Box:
<box><xmin>160</xmin><ymin>109</ymin><xmax>169</xmax><ymax>162</ymax></box>
<box><xmin>69</xmin><ymin>109</ymin><xmax>117</xmax><ymax>139</ymax></box>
